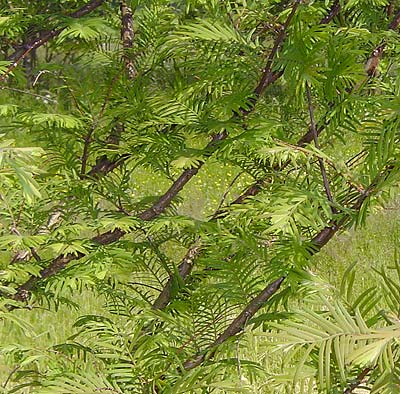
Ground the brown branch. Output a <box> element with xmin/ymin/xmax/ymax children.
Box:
<box><xmin>152</xmin><ymin>172</ymin><xmax>243</xmax><ymax>309</ymax></box>
<box><xmin>359</xmin><ymin>7</ymin><xmax>400</xmax><ymax>81</ymax></box>
<box><xmin>120</xmin><ymin>0</ymin><xmax>136</xmax><ymax>79</ymax></box>
<box><xmin>343</xmin><ymin>367</ymin><xmax>372</xmax><ymax>394</ymax></box>
<box><xmin>365</xmin><ymin>44</ymin><xmax>385</xmax><ymax>76</ymax></box>
<box><xmin>320</xmin><ymin>0</ymin><xmax>340</xmax><ymax>24</ymax></box>
<box><xmin>150</xmin><ymin>2</ymin><xmax>301</xmax><ymax>309</ymax></box>
<box><xmin>182</xmin><ymin>276</ymin><xmax>285</xmax><ymax>370</ymax></box>
<box><xmin>12</xmin><ymin>132</ymin><xmax>228</xmax><ymax>303</ymax></box>
<box><xmin>180</xmin><ymin>162</ymin><xmax>398</xmax><ymax>372</ymax></box>
<box><xmin>388</xmin><ymin>8</ymin><xmax>400</xmax><ymax>30</ymax></box>
<box><xmin>85</xmin><ymin>1</ymin><xmax>136</xmax><ymax>177</ymax></box>
<box><xmin>0</xmin><ymin>0</ymin><xmax>105</xmax><ymax>83</ymax></box>
<box><xmin>9</xmin><ymin>1</ymin><xmax>135</xmax><ymax>265</ymax></box>
<box><xmin>87</xmin><ymin>153</ymin><xmax>130</xmax><ymax>178</ymax></box>
<box><xmin>305</xmin><ymin>81</ymin><xmax>337</xmax><ymax>214</ymax></box>
<box><xmin>252</xmin><ymin>0</ymin><xmax>301</xmax><ymax>99</ymax></box>
<box><xmin>149</xmin><ymin>0</ymin><xmax>386</xmax><ymax>313</ymax></box>
<box><xmin>152</xmin><ymin>240</ymin><xmax>202</xmax><ymax>310</ymax></box>
<box><xmin>312</xmin><ymin>162</ymin><xmax>396</xmax><ymax>249</ymax></box>
<box><xmin>80</xmin><ymin>71</ymin><xmax>122</xmax><ymax>177</ymax></box>
<box><xmin>233</xmin><ymin>24</ymin><xmax>395</xmax><ymax>209</ymax></box>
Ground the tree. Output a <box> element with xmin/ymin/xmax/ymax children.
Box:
<box><xmin>0</xmin><ymin>0</ymin><xmax>400</xmax><ymax>392</ymax></box>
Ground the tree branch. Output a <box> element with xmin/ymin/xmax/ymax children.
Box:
<box><xmin>182</xmin><ymin>276</ymin><xmax>285</xmax><ymax>370</ymax></box>
<box><xmin>84</xmin><ymin>1</ymin><xmax>136</xmax><ymax>178</ymax></box>
<box><xmin>180</xmin><ymin>162</ymin><xmax>398</xmax><ymax>371</ymax></box>
<box><xmin>320</xmin><ymin>0</ymin><xmax>340</xmax><ymax>24</ymax></box>
<box><xmin>12</xmin><ymin>132</ymin><xmax>228</xmax><ymax>303</ymax></box>
<box><xmin>234</xmin><ymin>19</ymin><xmax>397</xmax><ymax>208</ymax></box>
<box><xmin>80</xmin><ymin>70</ymin><xmax>122</xmax><ymax>177</ymax></box>
<box><xmin>152</xmin><ymin>240</ymin><xmax>202</xmax><ymax>310</ymax></box>
<box><xmin>250</xmin><ymin>0</ymin><xmax>301</xmax><ymax>102</ymax></box>
<box><xmin>305</xmin><ymin>81</ymin><xmax>337</xmax><ymax>214</ymax></box>
<box><xmin>343</xmin><ymin>367</ymin><xmax>372</xmax><ymax>394</ymax></box>
<box><xmin>0</xmin><ymin>0</ymin><xmax>105</xmax><ymax>83</ymax></box>
<box><xmin>388</xmin><ymin>8</ymin><xmax>400</xmax><ymax>30</ymax></box>
<box><xmin>150</xmin><ymin>1</ymin><xmax>302</xmax><ymax>309</ymax></box>
<box><xmin>120</xmin><ymin>0</ymin><xmax>136</xmax><ymax>79</ymax></box>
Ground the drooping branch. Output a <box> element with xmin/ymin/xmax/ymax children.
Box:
<box><xmin>0</xmin><ymin>0</ymin><xmax>105</xmax><ymax>83</ymax></box>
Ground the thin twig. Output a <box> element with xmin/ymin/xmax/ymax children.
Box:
<box><xmin>0</xmin><ymin>86</ymin><xmax>57</xmax><ymax>103</ymax></box>
<box><xmin>80</xmin><ymin>70</ymin><xmax>123</xmax><ymax>177</ymax></box>
<box><xmin>305</xmin><ymin>81</ymin><xmax>337</xmax><ymax>214</ymax></box>
<box><xmin>211</xmin><ymin>171</ymin><xmax>243</xmax><ymax>219</ymax></box>
<box><xmin>2</xmin><ymin>364</ymin><xmax>20</xmax><ymax>388</ymax></box>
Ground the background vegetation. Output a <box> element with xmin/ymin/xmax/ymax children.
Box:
<box><xmin>0</xmin><ymin>0</ymin><xmax>400</xmax><ymax>392</ymax></box>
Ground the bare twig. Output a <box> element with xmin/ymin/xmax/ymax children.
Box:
<box><xmin>2</xmin><ymin>364</ymin><xmax>20</xmax><ymax>389</ymax></box>
<box><xmin>305</xmin><ymin>81</ymin><xmax>337</xmax><ymax>214</ymax></box>
<box><xmin>212</xmin><ymin>172</ymin><xmax>244</xmax><ymax>219</ymax></box>
<box><xmin>0</xmin><ymin>86</ymin><xmax>57</xmax><ymax>103</ymax></box>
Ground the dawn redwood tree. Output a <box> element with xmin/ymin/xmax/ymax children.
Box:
<box><xmin>0</xmin><ymin>0</ymin><xmax>400</xmax><ymax>392</ymax></box>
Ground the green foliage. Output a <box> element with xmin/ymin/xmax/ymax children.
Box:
<box><xmin>0</xmin><ymin>0</ymin><xmax>400</xmax><ymax>392</ymax></box>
